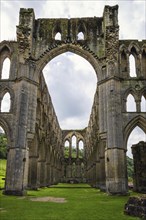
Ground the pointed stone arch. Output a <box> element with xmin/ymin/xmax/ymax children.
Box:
<box><xmin>36</xmin><ymin>44</ymin><xmax>101</xmax><ymax>80</ymax></box>
<box><xmin>0</xmin><ymin>45</ymin><xmax>12</xmax><ymax>79</ymax></box>
<box><xmin>124</xmin><ymin>116</ymin><xmax>146</xmax><ymax>148</ymax></box>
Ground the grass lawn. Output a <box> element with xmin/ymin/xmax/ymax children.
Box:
<box><xmin>0</xmin><ymin>183</ymin><xmax>141</xmax><ymax>220</ymax></box>
<box><xmin>0</xmin><ymin>159</ymin><xmax>6</xmax><ymax>189</ymax></box>
<box><xmin>0</xmin><ymin>160</ymin><xmax>141</xmax><ymax>219</ymax></box>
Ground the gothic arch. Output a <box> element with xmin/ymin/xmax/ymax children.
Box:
<box><xmin>0</xmin><ymin>87</ymin><xmax>14</xmax><ymax>113</ymax></box>
<box><xmin>128</xmin><ymin>42</ymin><xmax>140</xmax><ymax>55</ymax></box>
<box><xmin>119</xmin><ymin>44</ymin><xmax>128</xmax><ymax>53</ymax></box>
<box><xmin>122</xmin><ymin>88</ymin><xmax>136</xmax><ymax>112</ymax></box>
<box><xmin>0</xmin><ymin>44</ymin><xmax>12</xmax><ymax>56</ymax></box>
<box><xmin>124</xmin><ymin>116</ymin><xmax>146</xmax><ymax>147</ymax></box>
<box><xmin>36</xmin><ymin>44</ymin><xmax>101</xmax><ymax>80</ymax></box>
<box><xmin>0</xmin><ymin>45</ymin><xmax>12</xmax><ymax>79</ymax></box>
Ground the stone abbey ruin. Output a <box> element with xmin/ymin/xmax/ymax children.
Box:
<box><xmin>0</xmin><ymin>5</ymin><xmax>146</xmax><ymax>196</ymax></box>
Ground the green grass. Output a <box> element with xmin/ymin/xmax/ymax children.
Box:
<box><xmin>0</xmin><ymin>160</ymin><xmax>141</xmax><ymax>219</ymax></box>
<box><xmin>0</xmin><ymin>183</ymin><xmax>140</xmax><ymax>220</ymax></box>
<box><xmin>0</xmin><ymin>159</ymin><xmax>6</xmax><ymax>189</ymax></box>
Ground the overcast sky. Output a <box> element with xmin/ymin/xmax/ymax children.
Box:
<box><xmin>0</xmin><ymin>0</ymin><xmax>146</xmax><ymax>157</ymax></box>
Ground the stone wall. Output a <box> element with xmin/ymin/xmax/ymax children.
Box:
<box><xmin>0</xmin><ymin>5</ymin><xmax>146</xmax><ymax>195</ymax></box>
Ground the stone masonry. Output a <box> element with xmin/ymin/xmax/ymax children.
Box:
<box><xmin>0</xmin><ymin>5</ymin><xmax>146</xmax><ymax>195</ymax></box>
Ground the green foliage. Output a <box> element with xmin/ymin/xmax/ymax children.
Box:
<box><xmin>0</xmin><ymin>133</ymin><xmax>7</xmax><ymax>159</ymax></box>
<box><xmin>64</xmin><ymin>146</ymin><xmax>84</xmax><ymax>158</ymax></box>
<box><xmin>0</xmin><ymin>159</ymin><xmax>6</xmax><ymax>189</ymax></box>
<box><xmin>0</xmin><ymin>184</ymin><xmax>140</xmax><ymax>220</ymax></box>
<box><xmin>127</xmin><ymin>156</ymin><xmax>134</xmax><ymax>180</ymax></box>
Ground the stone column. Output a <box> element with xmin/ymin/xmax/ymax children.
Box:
<box><xmin>105</xmin><ymin>79</ymin><xmax>128</xmax><ymax>195</ymax></box>
<box><xmin>4</xmin><ymin>85</ymin><xmax>29</xmax><ymax>195</ymax></box>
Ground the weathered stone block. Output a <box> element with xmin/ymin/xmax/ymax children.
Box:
<box><xmin>124</xmin><ymin>196</ymin><xmax>146</xmax><ymax>219</ymax></box>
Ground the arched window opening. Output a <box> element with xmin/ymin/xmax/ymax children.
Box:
<box><xmin>141</xmin><ymin>95</ymin><xmax>146</xmax><ymax>112</ymax></box>
<box><xmin>1</xmin><ymin>92</ymin><xmax>11</xmax><ymax>112</ymax></box>
<box><xmin>55</xmin><ymin>32</ymin><xmax>61</xmax><ymax>40</ymax></box>
<box><xmin>0</xmin><ymin>126</ymin><xmax>8</xmax><ymax>189</ymax></box>
<box><xmin>78</xmin><ymin>140</ymin><xmax>84</xmax><ymax>158</ymax></box>
<box><xmin>77</xmin><ymin>32</ymin><xmax>84</xmax><ymax>40</ymax></box>
<box><xmin>72</xmin><ymin>135</ymin><xmax>77</xmax><ymax>158</ymax></box>
<box><xmin>64</xmin><ymin>140</ymin><xmax>69</xmax><ymax>158</ymax></box>
<box><xmin>129</xmin><ymin>54</ymin><xmax>136</xmax><ymax>77</ymax></box>
<box><xmin>1</xmin><ymin>58</ymin><xmax>10</xmax><ymax>79</ymax></box>
<box><xmin>43</xmin><ymin>52</ymin><xmax>97</xmax><ymax>130</ymax></box>
<box><xmin>126</xmin><ymin>94</ymin><xmax>136</xmax><ymax>112</ymax></box>
<box><xmin>127</xmin><ymin>126</ymin><xmax>146</xmax><ymax>186</ymax></box>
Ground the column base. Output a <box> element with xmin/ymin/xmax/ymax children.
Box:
<box><xmin>3</xmin><ymin>190</ymin><xmax>27</xmax><ymax>196</ymax></box>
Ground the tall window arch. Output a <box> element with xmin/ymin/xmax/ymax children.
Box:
<box><xmin>64</xmin><ymin>140</ymin><xmax>69</xmax><ymax>158</ymax></box>
<box><xmin>1</xmin><ymin>92</ymin><xmax>11</xmax><ymax>112</ymax></box>
<box><xmin>1</xmin><ymin>58</ymin><xmax>10</xmax><ymax>79</ymax></box>
<box><xmin>129</xmin><ymin>54</ymin><xmax>136</xmax><ymax>77</ymax></box>
<box><xmin>127</xmin><ymin>126</ymin><xmax>146</xmax><ymax>158</ymax></box>
<box><xmin>72</xmin><ymin>135</ymin><xmax>77</xmax><ymax>158</ymax></box>
<box><xmin>78</xmin><ymin>140</ymin><xmax>84</xmax><ymax>158</ymax></box>
<box><xmin>126</xmin><ymin>94</ymin><xmax>136</xmax><ymax>112</ymax></box>
<box><xmin>141</xmin><ymin>95</ymin><xmax>146</xmax><ymax>112</ymax></box>
<box><xmin>126</xmin><ymin>126</ymin><xmax>146</xmax><ymax>184</ymax></box>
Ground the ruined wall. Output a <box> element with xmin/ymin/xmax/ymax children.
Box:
<box><xmin>0</xmin><ymin>5</ymin><xmax>146</xmax><ymax>195</ymax></box>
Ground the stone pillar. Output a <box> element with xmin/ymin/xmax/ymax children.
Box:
<box><xmin>105</xmin><ymin>148</ymin><xmax>127</xmax><ymax>194</ymax></box>
<box><xmin>4</xmin><ymin>86</ymin><xmax>29</xmax><ymax>195</ymax></box>
<box><xmin>105</xmin><ymin>79</ymin><xmax>127</xmax><ymax>195</ymax></box>
<box><xmin>28</xmin><ymin>156</ymin><xmax>38</xmax><ymax>189</ymax></box>
<box><xmin>132</xmin><ymin>141</ymin><xmax>146</xmax><ymax>193</ymax></box>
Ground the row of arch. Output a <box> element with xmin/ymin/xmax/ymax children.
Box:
<box><xmin>126</xmin><ymin>94</ymin><xmax>146</xmax><ymax>112</ymax></box>
<box><xmin>64</xmin><ymin>133</ymin><xmax>85</xmax><ymax>158</ymax></box>
<box><xmin>1</xmin><ymin>49</ymin><xmax>146</xmax><ymax>81</ymax></box>
<box><xmin>120</xmin><ymin>45</ymin><xmax>146</xmax><ymax>78</ymax></box>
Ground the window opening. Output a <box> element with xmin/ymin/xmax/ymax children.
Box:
<box><xmin>1</xmin><ymin>58</ymin><xmax>10</xmax><ymax>79</ymax></box>
<box><xmin>126</xmin><ymin>94</ymin><xmax>136</xmax><ymax>112</ymax></box>
<box><xmin>129</xmin><ymin>54</ymin><xmax>136</xmax><ymax>77</ymax></box>
<box><xmin>1</xmin><ymin>92</ymin><xmax>11</xmax><ymax>112</ymax></box>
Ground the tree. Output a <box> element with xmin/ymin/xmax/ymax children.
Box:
<box><xmin>0</xmin><ymin>133</ymin><xmax>7</xmax><ymax>159</ymax></box>
<box><xmin>127</xmin><ymin>156</ymin><xmax>134</xmax><ymax>181</ymax></box>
